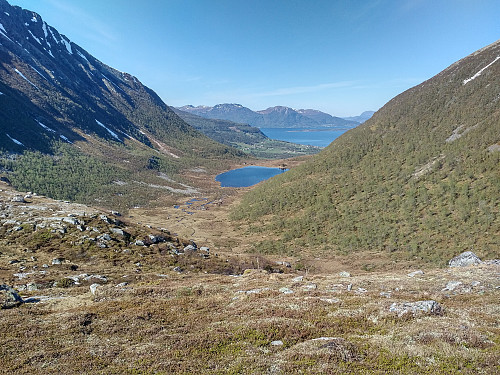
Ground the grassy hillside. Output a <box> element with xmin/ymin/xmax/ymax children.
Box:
<box><xmin>232</xmin><ymin>41</ymin><xmax>500</xmax><ymax>265</ymax></box>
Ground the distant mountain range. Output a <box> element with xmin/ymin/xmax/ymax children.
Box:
<box><xmin>233</xmin><ymin>39</ymin><xmax>500</xmax><ymax>264</ymax></box>
<box><xmin>0</xmin><ymin>0</ymin><xmax>242</xmax><ymax>206</ymax></box>
<box><xmin>342</xmin><ymin>111</ymin><xmax>375</xmax><ymax>124</ymax></box>
<box><xmin>177</xmin><ymin>104</ymin><xmax>367</xmax><ymax>128</ymax></box>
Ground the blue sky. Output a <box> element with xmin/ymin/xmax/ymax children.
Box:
<box><xmin>8</xmin><ymin>0</ymin><xmax>500</xmax><ymax>116</ymax></box>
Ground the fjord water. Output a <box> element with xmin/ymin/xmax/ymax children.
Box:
<box><xmin>216</xmin><ymin>166</ymin><xmax>287</xmax><ymax>187</ymax></box>
<box><xmin>260</xmin><ymin>127</ymin><xmax>348</xmax><ymax>147</ymax></box>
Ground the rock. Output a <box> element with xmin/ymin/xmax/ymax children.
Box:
<box><xmin>407</xmin><ymin>270</ymin><xmax>424</xmax><ymax>277</ymax></box>
<box><xmin>110</xmin><ymin>227</ymin><xmax>128</xmax><ymax>237</ymax></box>
<box><xmin>389</xmin><ymin>300</ymin><xmax>443</xmax><ymax>317</ymax></box>
<box><xmin>51</xmin><ymin>258</ymin><xmax>64</xmax><ymax>265</ymax></box>
<box><xmin>0</xmin><ymin>285</ymin><xmax>24</xmax><ymax>309</ymax></box>
<box><xmin>115</xmin><ymin>282</ymin><xmax>129</xmax><ymax>288</ymax></box>
<box><xmin>173</xmin><ymin>266</ymin><xmax>183</xmax><ymax>273</ymax></box>
<box><xmin>26</xmin><ymin>282</ymin><xmax>38</xmax><ymax>291</ymax></box>
<box><xmin>279</xmin><ymin>287</ymin><xmax>294</xmax><ymax>294</ymax></box>
<box><xmin>8</xmin><ymin>259</ymin><xmax>20</xmax><ymax>265</ymax></box>
<box><xmin>135</xmin><ymin>240</ymin><xmax>145</xmax><ymax>246</ymax></box>
<box><xmin>347</xmin><ymin>284</ymin><xmax>353</xmax><ymax>291</ymax></box>
<box><xmin>89</xmin><ymin>283</ymin><xmax>100</xmax><ymax>295</ymax></box>
<box><xmin>111</xmin><ymin>211</ymin><xmax>121</xmax><ymax>216</ymax></box>
<box><xmin>271</xmin><ymin>340</ymin><xmax>284</xmax><ymax>346</ymax></box>
<box><xmin>442</xmin><ymin>281</ymin><xmax>462</xmax><ymax>292</ymax></box>
<box><xmin>200</xmin><ymin>246</ymin><xmax>210</xmax><ymax>253</ymax></box>
<box><xmin>339</xmin><ymin>271</ymin><xmax>351</xmax><ymax>277</ymax></box>
<box><xmin>302</xmin><ymin>283</ymin><xmax>317</xmax><ymax>291</ymax></box>
<box><xmin>448</xmin><ymin>251</ymin><xmax>482</xmax><ymax>267</ymax></box>
<box><xmin>183</xmin><ymin>244</ymin><xmax>196</xmax><ymax>252</ymax></box>
<box><xmin>99</xmin><ymin>233</ymin><xmax>112</xmax><ymax>241</ymax></box>
<box><xmin>291</xmin><ymin>276</ymin><xmax>303</xmax><ymax>283</ymax></box>
<box><xmin>11</xmin><ymin>195</ymin><xmax>25</xmax><ymax>203</ymax></box>
<box><xmin>99</xmin><ymin>215</ymin><xmax>112</xmax><ymax>224</ymax></box>
<box><xmin>380</xmin><ymin>291</ymin><xmax>392</xmax><ymax>298</ymax></box>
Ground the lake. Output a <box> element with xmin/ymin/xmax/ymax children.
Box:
<box><xmin>260</xmin><ymin>127</ymin><xmax>348</xmax><ymax>147</ymax></box>
<box><xmin>216</xmin><ymin>166</ymin><xmax>287</xmax><ymax>187</ymax></box>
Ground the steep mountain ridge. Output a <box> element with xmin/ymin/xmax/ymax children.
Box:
<box><xmin>0</xmin><ymin>0</ymin><xmax>242</xmax><ymax>207</ymax></box>
<box><xmin>233</xmin><ymin>40</ymin><xmax>500</xmax><ymax>264</ymax></box>
<box><xmin>178</xmin><ymin>103</ymin><xmax>359</xmax><ymax>128</ymax></box>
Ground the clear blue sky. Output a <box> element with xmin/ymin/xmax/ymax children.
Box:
<box><xmin>7</xmin><ymin>0</ymin><xmax>500</xmax><ymax>116</ymax></box>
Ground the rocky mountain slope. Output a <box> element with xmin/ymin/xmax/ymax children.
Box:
<box><xmin>0</xmin><ymin>0</ymin><xmax>243</xmax><ymax>207</ymax></box>
<box><xmin>178</xmin><ymin>103</ymin><xmax>359</xmax><ymax>128</ymax></box>
<box><xmin>233</xmin><ymin>40</ymin><xmax>500</xmax><ymax>264</ymax></box>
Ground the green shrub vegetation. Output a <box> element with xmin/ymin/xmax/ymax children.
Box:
<box><xmin>232</xmin><ymin>42</ymin><xmax>500</xmax><ymax>264</ymax></box>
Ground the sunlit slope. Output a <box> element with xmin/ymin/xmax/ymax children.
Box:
<box><xmin>233</xmin><ymin>40</ymin><xmax>500</xmax><ymax>264</ymax></box>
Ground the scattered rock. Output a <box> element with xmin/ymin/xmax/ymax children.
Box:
<box><xmin>183</xmin><ymin>244</ymin><xmax>196</xmax><ymax>252</ymax></box>
<box><xmin>115</xmin><ymin>282</ymin><xmax>129</xmax><ymax>288</ymax></box>
<box><xmin>292</xmin><ymin>276</ymin><xmax>303</xmax><ymax>283</ymax></box>
<box><xmin>442</xmin><ymin>281</ymin><xmax>463</xmax><ymax>292</ymax></box>
<box><xmin>448</xmin><ymin>251</ymin><xmax>482</xmax><ymax>267</ymax></box>
<box><xmin>200</xmin><ymin>246</ymin><xmax>210</xmax><ymax>253</ymax></box>
<box><xmin>389</xmin><ymin>300</ymin><xmax>443</xmax><ymax>317</ymax></box>
<box><xmin>380</xmin><ymin>291</ymin><xmax>392</xmax><ymax>298</ymax></box>
<box><xmin>173</xmin><ymin>266</ymin><xmax>183</xmax><ymax>273</ymax></box>
<box><xmin>135</xmin><ymin>240</ymin><xmax>145</xmax><ymax>246</ymax></box>
<box><xmin>339</xmin><ymin>271</ymin><xmax>351</xmax><ymax>277</ymax></box>
<box><xmin>407</xmin><ymin>270</ymin><xmax>424</xmax><ymax>277</ymax></box>
<box><xmin>279</xmin><ymin>287</ymin><xmax>294</xmax><ymax>294</ymax></box>
<box><xmin>11</xmin><ymin>195</ymin><xmax>25</xmax><ymax>203</ymax></box>
<box><xmin>51</xmin><ymin>258</ymin><xmax>64</xmax><ymax>265</ymax></box>
<box><xmin>0</xmin><ymin>285</ymin><xmax>24</xmax><ymax>309</ymax></box>
<box><xmin>271</xmin><ymin>340</ymin><xmax>284</xmax><ymax>346</ymax></box>
<box><xmin>89</xmin><ymin>283</ymin><xmax>100</xmax><ymax>295</ymax></box>
<box><xmin>302</xmin><ymin>283</ymin><xmax>317</xmax><ymax>291</ymax></box>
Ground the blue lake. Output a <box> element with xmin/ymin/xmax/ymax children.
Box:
<box><xmin>260</xmin><ymin>127</ymin><xmax>348</xmax><ymax>147</ymax></box>
<box><xmin>216</xmin><ymin>166</ymin><xmax>288</xmax><ymax>187</ymax></box>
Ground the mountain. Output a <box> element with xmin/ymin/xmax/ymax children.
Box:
<box><xmin>0</xmin><ymin>0</ymin><xmax>242</xmax><ymax>207</ymax></box>
<box><xmin>232</xmin><ymin>40</ymin><xmax>500</xmax><ymax>265</ymax></box>
<box><xmin>177</xmin><ymin>104</ymin><xmax>359</xmax><ymax>128</ymax></box>
<box><xmin>343</xmin><ymin>110</ymin><xmax>375</xmax><ymax>124</ymax></box>
<box><xmin>178</xmin><ymin>103</ymin><xmax>267</xmax><ymax>127</ymax></box>
<box><xmin>296</xmin><ymin>108</ymin><xmax>359</xmax><ymax>127</ymax></box>
<box><xmin>173</xmin><ymin>108</ymin><xmax>320</xmax><ymax>158</ymax></box>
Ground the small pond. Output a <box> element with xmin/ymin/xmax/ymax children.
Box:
<box><xmin>216</xmin><ymin>166</ymin><xmax>288</xmax><ymax>187</ymax></box>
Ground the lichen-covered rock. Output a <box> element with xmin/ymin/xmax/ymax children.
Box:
<box><xmin>0</xmin><ymin>284</ymin><xmax>24</xmax><ymax>309</ymax></box>
<box><xmin>389</xmin><ymin>300</ymin><xmax>443</xmax><ymax>317</ymax></box>
<box><xmin>448</xmin><ymin>251</ymin><xmax>482</xmax><ymax>267</ymax></box>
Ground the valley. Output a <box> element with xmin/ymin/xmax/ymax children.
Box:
<box><xmin>0</xmin><ymin>0</ymin><xmax>498</xmax><ymax>373</ymax></box>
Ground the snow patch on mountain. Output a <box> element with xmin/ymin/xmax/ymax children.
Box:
<box><xmin>60</xmin><ymin>135</ymin><xmax>73</xmax><ymax>144</ymax></box>
<box><xmin>28</xmin><ymin>29</ymin><xmax>41</xmax><ymax>44</ymax></box>
<box><xmin>31</xmin><ymin>16</ymin><xmax>37</xmax><ymax>23</ymax></box>
<box><xmin>6</xmin><ymin>134</ymin><xmax>24</xmax><ymax>146</ymax></box>
<box><xmin>463</xmin><ymin>56</ymin><xmax>500</xmax><ymax>85</ymax></box>
<box><xmin>95</xmin><ymin>119</ymin><xmax>120</xmax><ymax>141</ymax></box>
<box><xmin>76</xmin><ymin>50</ymin><xmax>89</xmax><ymax>63</ymax></box>
<box><xmin>61</xmin><ymin>37</ymin><xmax>72</xmax><ymax>54</ymax></box>
<box><xmin>42</xmin><ymin>21</ymin><xmax>48</xmax><ymax>39</ymax></box>
<box><xmin>36</xmin><ymin>120</ymin><xmax>55</xmax><ymax>133</ymax></box>
<box><xmin>14</xmin><ymin>68</ymin><xmax>39</xmax><ymax>89</ymax></box>
<box><xmin>0</xmin><ymin>22</ymin><xmax>12</xmax><ymax>41</ymax></box>
<box><xmin>30</xmin><ymin>65</ymin><xmax>47</xmax><ymax>80</ymax></box>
